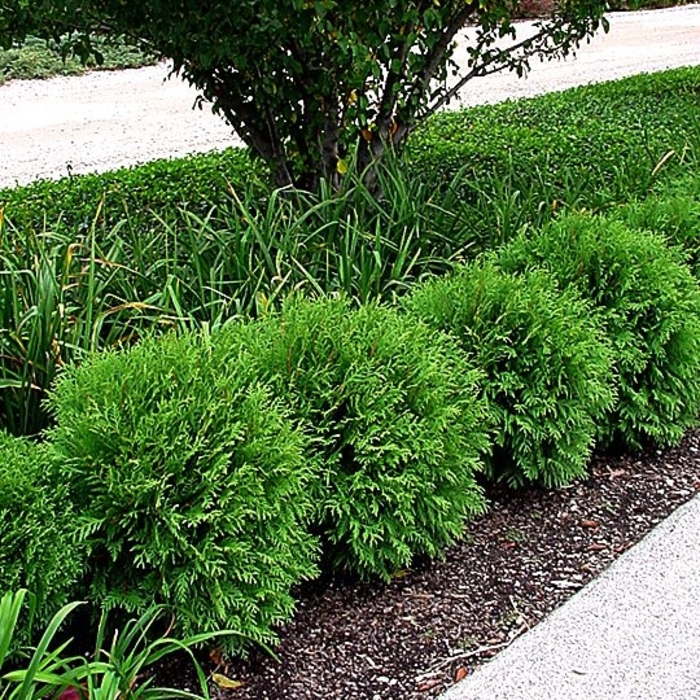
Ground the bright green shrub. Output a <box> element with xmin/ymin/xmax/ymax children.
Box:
<box><xmin>0</xmin><ymin>433</ymin><xmax>85</xmax><ymax>646</ymax></box>
<box><xmin>495</xmin><ymin>213</ymin><xmax>700</xmax><ymax>449</ymax></box>
<box><xmin>616</xmin><ymin>176</ymin><xmax>700</xmax><ymax>280</ymax></box>
<box><xmin>404</xmin><ymin>264</ymin><xmax>616</xmax><ymax>487</ymax></box>
<box><xmin>221</xmin><ymin>296</ymin><xmax>491</xmax><ymax>580</ymax></box>
<box><xmin>46</xmin><ymin>332</ymin><xmax>319</xmax><ymax>650</ymax></box>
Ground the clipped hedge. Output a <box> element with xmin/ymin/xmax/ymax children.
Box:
<box><xmin>0</xmin><ymin>147</ymin><xmax>262</xmax><ymax>237</ymax></box>
<box><xmin>2</xmin><ymin>67</ymin><xmax>698</xmax><ymax>256</ymax></box>
<box><xmin>404</xmin><ymin>264</ymin><xmax>615</xmax><ymax>487</ymax></box>
<box><xmin>409</xmin><ymin>67</ymin><xmax>700</xmax><ymax>195</ymax></box>
<box><xmin>495</xmin><ymin>213</ymin><xmax>700</xmax><ymax>449</ymax></box>
<box><xmin>221</xmin><ymin>296</ymin><xmax>491</xmax><ymax>580</ymax></box>
<box><xmin>47</xmin><ymin>331</ymin><xmax>319</xmax><ymax>650</ymax></box>
<box><xmin>0</xmin><ymin>432</ymin><xmax>84</xmax><ymax>646</ymax></box>
<box><xmin>406</xmin><ymin>67</ymin><xmax>700</xmax><ymax>247</ymax></box>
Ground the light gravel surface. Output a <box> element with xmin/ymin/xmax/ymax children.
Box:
<box><xmin>1</xmin><ymin>4</ymin><xmax>699</xmax><ymax>189</ymax></box>
<box><xmin>441</xmin><ymin>494</ymin><xmax>700</xmax><ymax>700</ymax></box>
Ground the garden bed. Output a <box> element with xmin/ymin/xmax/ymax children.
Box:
<box><xmin>218</xmin><ymin>431</ymin><xmax>700</xmax><ymax>699</ymax></box>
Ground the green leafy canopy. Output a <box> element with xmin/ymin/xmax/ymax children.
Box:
<box><xmin>0</xmin><ymin>0</ymin><xmax>608</xmax><ymax>188</ymax></box>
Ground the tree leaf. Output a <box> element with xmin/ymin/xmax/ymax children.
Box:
<box><xmin>212</xmin><ymin>673</ymin><xmax>245</xmax><ymax>690</ymax></box>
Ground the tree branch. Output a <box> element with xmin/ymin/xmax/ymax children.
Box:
<box><xmin>405</xmin><ymin>3</ymin><xmax>478</xmax><ymax>116</ymax></box>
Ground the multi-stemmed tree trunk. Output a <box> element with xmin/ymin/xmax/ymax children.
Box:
<box><xmin>1</xmin><ymin>0</ymin><xmax>608</xmax><ymax>190</ymax></box>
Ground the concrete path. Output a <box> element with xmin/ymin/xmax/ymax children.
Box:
<box><xmin>441</xmin><ymin>495</ymin><xmax>700</xmax><ymax>700</ymax></box>
<box><xmin>1</xmin><ymin>4</ymin><xmax>699</xmax><ymax>188</ymax></box>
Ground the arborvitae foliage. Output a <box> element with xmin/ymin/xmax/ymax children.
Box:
<box><xmin>46</xmin><ymin>332</ymin><xmax>319</xmax><ymax>651</ymax></box>
<box><xmin>220</xmin><ymin>296</ymin><xmax>491</xmax><ymax>580</ymax></box>
<box><xmin>0</xmin><ymin>432</ymin><xmax>85</xmax><ymax>646</ymax></box>
<box><xmin>616</xmin><ymin>181</ymin><xmax>700</xmax><ymax>282</ymax></box>
<box><xmin>495</xmin><ymin>213</ymin><xmax>700</xmax><ymax>449</ymax></box>
<box><xmin>404</xmin><ymin>264</ymin><xmax>616</xmax><ymax>487</ymax></box>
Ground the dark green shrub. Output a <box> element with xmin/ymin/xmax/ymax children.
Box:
<box><xmin>221</xmin><ymin>296</ymin><xmax>491</xmax><ymax>580</ymax></box>
<box><xmin>404</xmin><ymin>264</ymin><xmax>616</xmax><ymax>488</ymax></box>
<box><xmin>4</xmin><ymin>66</ymin><xmax>699</xmax><ymax>259</ymax></box>
<box><xmin>495</xmin><ymin>213</ymin><xmax>700</xmax><ymax>449</ymax></box>
<box><xmin>407</xmin><ymin>67</ymin><xmax>700</xmax><ymax>247</ymax></box>
<box><xmin>0</xmin><ymin>432</ymin><xmax>85</xmax><ymax>646</ymax></box>
<box><xmin>46</xmin><ymin>331</ymin><xmax>319</xmax><ymax>650</ymax></box>
<box><xmin>0</xmin><ymin>35</ymin><xmax>155</xmax><ymax>85</ymax></box>
<box><xmin>0</xmin><ymin>147</ymin><xmax>262</xmax><ymax>236</ymax></box>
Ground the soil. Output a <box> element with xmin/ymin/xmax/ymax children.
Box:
<box><xmin>181</xmin><ymin>431</ymin><xmax>700</xmax><ymax>700</ymax></box>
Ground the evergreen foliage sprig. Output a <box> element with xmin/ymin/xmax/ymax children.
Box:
<box><xmin>405</xmin><ymin>263</ymin><xmax>616</xmax><ymax>487</ymax></box>
<box><xmin>495</xmin><ymin>213</ymin><xmax>700</xmax><ymax>448</ymax></box>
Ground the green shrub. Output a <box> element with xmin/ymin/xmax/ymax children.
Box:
<box><xmin>0</xmin><ymin>433</ymin><xmax>85</xmax><ymax>646</ymax></box>
<box><xmin>221</xmin><ymin>296</ymin><xmax>491</xmax><ymax>580</ymax></box>
<box><xmin>495</xmin><ymin>213</ymin><xmax>700</xmax><ymax>449</ymax></box>
<box><xmin>46</xmin><ymin>331</ymin><xmax>319</xmax><ymax>650</ymax></box>
<box><xmin>616</xmin><ymin>174</ymin><xmax>700</xmax><ymax>280</ymax></box>
<box><xmin>404</xmin><ymin>264</ymin><xmax>615</xmax><ymax>487</ymax></box>
<box><xmin>0</xmin><ymin>35</ymin><xmax>155</xmax><ymax>84</ymax></box>
<box><xmin>0</xmin><ymin>147</ymin><xmax>262</xmax><ymax>234</ymax></box>
<box><xmin>407</xmin><ymin>67</ymin><xmax>700</xmax><ymax>247</ymax></box>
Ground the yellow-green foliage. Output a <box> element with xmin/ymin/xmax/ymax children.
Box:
<box><xmin>495</xmin><ymin>213</ymin><xmax>700</xmax><ymax>449</ymax></box>
<box><xmin>47</xmin><ymin>332</ymin><xmax>319</xmax><ymax>651</ymax></box>
<box><xmin>0</xmin><ymin>433</ymin><xmax>85</xmax><ymax>647</ymax></box>
<box><xmin>219</xmin><ymin>296</ymin><xmax>491</xmax><ymax>580</ymax></box>
<box><xmin>405</xmin><ymin>263</ymin><xmax>616</xmax><ymax>487</ymax></box>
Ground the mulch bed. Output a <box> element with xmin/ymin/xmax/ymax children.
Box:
<box><xmin>195</xmin><ymin>430</ymin><xmax>700</xmax><ymax>699</ymax></box>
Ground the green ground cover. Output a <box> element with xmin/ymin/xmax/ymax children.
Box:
<box><xmin>0</xmin><ymin>35</ymin><xmax>155</xmax><ymax>84</ymax></box>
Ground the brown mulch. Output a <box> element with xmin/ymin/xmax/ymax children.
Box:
<box><xmin>194</xmin><ymin>430</ymin><xmax>700</xmax><ymax>700</ymax></box>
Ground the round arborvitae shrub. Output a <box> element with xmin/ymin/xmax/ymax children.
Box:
<box><xmin>220</xmin><ymin>295</ymin><xmax>491</xmax><ymax>580</ymax></box>
<box><xmin>0</xmin><ymin>432</ymin><xmax>85</xmax><ymax>647</ymax></box>
<box><xmin>404</xmin><ymin>263</ymin><xmax>616</xmax><ymax>488</ymax></box>
<box><xmin>46</xmin><ymin>331</ymin><xmax>319</xmax><ymax>651</ymax></box>
<box><xmin>495</xmin><ymin>213</ymin><xmax>700</xmax><ymax>449</ymax></box>
<box><xmin>617</xmin><ymin>187</ymin><xmax>700</xmax><ymax>281</ymax></box>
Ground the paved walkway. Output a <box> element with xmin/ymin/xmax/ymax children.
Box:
<box><xmin>1</xmin><ymin>4</ymin><xmax>699</xmax><ymax>188</ymax></box>
<box><xmin>441</xmin><ymin>495</ymin><xmax>700</xmax><ymax>700</ymax></box>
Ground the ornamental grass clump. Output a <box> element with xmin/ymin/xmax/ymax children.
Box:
<box><xmin>495</xmin><ymin>213</ymin><xmax>700</xmax><ymax>449</ymax></box>
<box><xmin>0</xmin><ymin>432</ymin><xmax>85</xmax><ymax>648</ymax></box>
<box><xmin>222</xmin><ymin>296</ymin><xmax>491</xmax><ymax>580</ymax></box>
<box><xmin>46</xmin><ymin>331</ymin><xmax>319</xmax><ymax>651</ymax></box>
<box><xmin>404</xmin><ymin>263</ymin><xmax>616</xmax><ymax>487</ymax></box>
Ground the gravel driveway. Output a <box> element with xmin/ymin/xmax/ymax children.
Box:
<box><xmin>1</xmin><ymin>4</ymin><xmax>699</xmax><ymax>189</ymax></box>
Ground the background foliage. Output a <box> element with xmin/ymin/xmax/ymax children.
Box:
<box><xmin>0</xmin><ymin>35</ymin><xmax>154</xmax><ymax>84</ymax></box>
